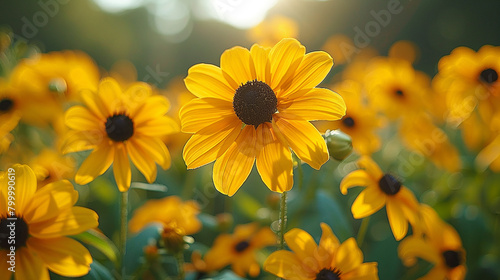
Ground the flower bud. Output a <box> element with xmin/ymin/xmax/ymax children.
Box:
<box><xmin>161</xmin><ymin>225</ymin><xmax>185</xmax><ymax>254</ymax></box>
<box><xmin>324</xmin><ymin>129</ymin><xmax>353</xmax><ymax>161</ymax></box>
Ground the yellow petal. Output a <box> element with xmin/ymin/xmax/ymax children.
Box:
<box><xmin>113</xmin><ymin>144</ymin><xmax>132</xmax><ymax>192</ymax></box>
<box><xmin>75</xmin><ymin>143</ymin><xmax>114</xmax><ymax>185</ymax></box>
<box><xmin>184</xmin><ymin>64</ymin><xmax>235</xmax><ymax>101</ymax></box>
<box><xmin>273</xmin><ymin>117</ymin><xmax>328</xmax><ymax>170</ymax></box>
<box><xmin>284</xmin><ymin>228</ymin><xmax>319</xmax><ymax>271</ymax></box>
<box><xmin>129</xmin><ymin>95</ymin><xmax>169</xmax><ymax>125</ymax></box>
<box><xmin>204</xmin><ymin>235</ymin><xmax>235</xmax><ymax>270</ymax></box>
<box><xmin>281</xmin><ymin>51</ymin><xmax>333</xmax><ymax>98</ymax></box>
<box><xmin>0</xmin><ymin>251</ymin><xmax>13</xmax><ymax>279</ymax></box>
<box><xmin>16</xmin><ymin>247</ymin><xmax>50</xmax><ymax>280</ymax></box>
<box><xmin>251</xmin><ymin>227</ymin><xmax>277</xmax><ymax>248</ymax></box>
<box><xmin>357</xmin><ymin>156</ymin><xmax>383</xmax><ymax>179</ymax></box>
<box><xmin>10</xmin><ymin>164</ymin><xmax>37</xmax><ymax>214</ymax></box>
<box><xmin>386</xmin><ymin>199</ymin><xmax>408</xmax><ymax>241</ymax></box>
<box><xmin>398</xmin><ymin>236</ymin><xmax>440</xmax><ymax>266</ymax></box>
<box><xmin>30</xmin><ymin>206</ymin><xmax>99</xmax><ymax>238</ymax></box>
<box><xmin>23</xmin><ymin>180</ymin><xmax>78</xmax><ymax>224</ymax></box>
<box><xmin>179</xmin><ymin>98</ymin><xmax>235</xmax><ymax>133</ymax></box>
<box><xmin>64</xmin><ymin>106</ymin><xmax>101</xmax><ymax>131</ymax></box>
<box><xmin>279</xmin><ymin>88</ymin><xmax>346</xmax><ymax>121</ymax></box>
<box><xmin>98</xmin><ymin>77</ymin><xmax>123</xmax><ymax>114</ymax></box>
<box><xmin>340</xmin><ymin>170</ymin><xmax>372</xmax><ymax>195</ymax></box>
<box><xmin>420</xmin><ymin>267</ymin><xmax>448</xmax><ymax>280</ymax></box>
<box><xmin>334</xmin><ymin>238</ymin><xmax>363</xmax><ymax>274</ymax></box>
<box><xmin>351</xmin><ymin>187</ymin><xmax>386</xmax><ymax>219</ymax></box>
<box><xmin>213</xmin><ymin>125</ymin><xmax>256</xmax><ymax>196</ymax></box>
<box><xmin>131</xmin><ymin>136</ymin><xmax>170</xmax><ymax>170</ymax></box>
<box><xmin>341</xmin><ymin>262</ymin><xmax>379</xmax><ymax>280</ymax></box>
<box><xmin>61</xmin><ymin>130</ymin><xmax>99</xmax><ymax>154</ymax></box>
<box><xmin>264</xmin><ymin>250</ymin><xmax>315</xmax><ymax>280</ymax></box>
<box><xmin>127</xmin><ymin>138</ymin><xmax>157</xmax><ymax>184</ymax></box>
<box><xmin>80</xmin><ymin>88</ymin><xmax>108</xmax><ymax>119</ymax></box>
<box><xmin>28</xmin><ymin>237</ymin><xmax>92</xmax><ymax>277</ymax></box>
<box><xmin>256</xmin><ymin>124</ymin><xmax>293</xmax><ymax>192</ymax></box>
<box><xmin>250</xmin><ymin>44</ymin><xmax>271</xmax><ymax>82</ymax></box>
<box><xmin>136</xmin><ymin>116</ymin><xmax>179</xmax><ymax>137</ymax></box>
<box><xmin>317</xmin><ymin>223</ymin><xmax>340</xmax><ymax>268</ymax></box>
<box><xmin>183</xmin><ymin>117</ymin><xmax>242</xmax><ymax>169</ymax></box>
<box><xmin>221</xmin><ymin>46</ymin><xmax>256</xmax><ymax>86</ymax></box>
<box><xmin>269</xmin><ymin>38</ymin><xmax>305</xmax><ymax>90</ymax></box>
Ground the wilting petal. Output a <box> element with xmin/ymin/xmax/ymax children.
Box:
<box><xmin>184</xmin><ymin>64</ymin><xmax>235</xmax><ymax>101</ymax></box>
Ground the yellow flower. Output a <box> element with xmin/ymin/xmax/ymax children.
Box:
<box><xmin>62</xmin><ymin>77</ymin><xmax>179</xmax><ymax>192</ymax></box>
<box><xmin>340</xmin><ymin>156</ymin><xmax>419</xmax><ymax>240</ymax></box>
<box><xmin>399</xmin><ymin>113</ymin><xmax>461</xmax><ymax>172</ymax></box>
<box><xmin>264</xmin><ymin>223</ymin><xmax>378</xmax><ymax>280</ymax></box>
<box><xmin>29</xmin><ymin>148</ymin><xmax>76</xmax><ymax>188</ymax></box>
<box><xmin>180</xmin><ymin>38</ymin><xmax>346</xmax><ymax>196</ymax></box>
<box><xmin>388</xmin><ymin>40</ymin><xmax>419</xmax><ymax>64</ymax></box>
<box><xmin>322</xmin><ymin>34</ymin><xmax>356</xmax><ymax>66</ymax></box>
<box><xmin>399</xmin><ymin>204</ymin><xmax>466</xmax><ymax>280</ymax></box>
<box><xmin>364</xmin><ymin>57</ymin><xmax>431</xmax><ymax>120</ymax></box>
<box><xmin>128</xmin><ymin>195</ymin><xmax>201</xmax><ymax>235</ymax></box>
<box><xmin>204</xmin><ymin>223</ymin><xmax>276</xmax><ymax>277</ymax></box>
<box><xmin>247</xmin><ymin>15</ymin><xmax>299</xmax><ymax>47</ymax></box>
<box><xmin>0</xmin><ymin>164</ymin><xmax>99</xmax><ymax>279</ymax></box>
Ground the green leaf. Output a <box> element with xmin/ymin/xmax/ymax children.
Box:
<box><xmin>72</xmin><ymin>229</ymin><xmax>119</xmax><ymax>265</ymax></box>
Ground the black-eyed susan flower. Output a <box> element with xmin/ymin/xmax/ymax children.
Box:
<box><xmin>0</xmin><ymin>164</ymin><xmax>99</xmax><ymax>279</ymax></box>
<box><xmin>340</xmin><ymin>156</ymin><xmax>419</xmax><ymax>240</ymax></box>
<box><xmin>204</xmin><ymin>223</ymin><xmax>276</xmax><ymax>277</ymax></box>
<box><xmin>128</xmin><ymin>195</ymin><xmax>201</xmax><ymax>235</ymax></box>
<box><xmin>264</xmin><ymin>223</ymin><xmax>378</xmax><ymax>280</ymax></box>
<box><xmin>29</xmin><ymin>148</ymin><xmax>75</xmax><ymax>188</ymax></box>
<box><xmin>180</xmin><ymin>38</ymin><xmax>346</xmax><ymax>196</ymax></box>
<box><xmin>399</xmin><ymin>204</ymin><xmax>466</xmax><ymax>280</ymax></box>
<box><xmin>62</xmin><ymin>77</ymin><xmax>179</xmax><ymax>192</ymax></box>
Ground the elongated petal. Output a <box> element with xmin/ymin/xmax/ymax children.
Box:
<box><xmin>221</xmin><ymin>46</ymin><xmax>256</xmax><ymax>86</ymax></box>
<box><xmin>64</xmin><ymin>106</ymin><xmax>101</xmax><ymax>131</ymax></box>
<box><xmin>269</xmin><ymin>38</ymin><xmax>305</xmax><ymax>90</ymax></box>
<box><xmin>17</xmin><ymin>247</ymin><xmax>50</xmax><ymax>280</ymax></box>
<box><xmin>342</xmin><ymin>262</ymin><xmax>379</xmax><ymax>280</ymax></box>
<box><xmin>284</xmin><ymin>228</ymin><xmax>319</xmax><ymax>271</ymax></box>
<box><xmin>0</xmin><ymin>251</ymin><xmax>13</xmax><ymax>280</ymax></box>
<box><xmin>340</xmin><ymin>170</ymin><xmax>372</xmax><ymax>195</ymax></box>
<box><xmin>264</xmin><ymin>250</ymin><xmax>315</xmax><ymax>280</ymax></box>
<box><xmin>61</xmin><ymin>130</ymin><xmax>100</xmax><ymax>154</ymax></box>
<box><xmin>179</xmin><ymin>98</ymin><xmax>235</xmax><ymax>133</ymax></box>
<box><xmin>184</xmin><ymin>64</ymin><xmax>235</xmax><ymax>101</ymax></box>
<box><xmin>273</xmin><ymin>117</ymin><xmax>328</xmax><ymax>170</ymax></box>
<box><xmin>252</xmin><ymin>227</ymin><xmax>277</xmax><ymax>248</ymax></box>
<box><xmin>204</xmin><ymin>235</ymin><xmax>235</xmax><ymax>270</ymax></box>
<box><xmin>213</xmin><ymin>126</ymin><xmax>256</xmax><ymax>196</ymax></box>
<box><xmin>98</xmin><ymin>78</ymin><xmax>123</xmax><ymax>114</ymax></box>
<box><xmin>334</xmin><ymin>238</ymin><xmax>363</xmax><ymax>274</ymax></box>
<box><xmin>250</xmin><ymin>44</ymin><xmax>271</xmax><ymax>82</ymax></box>
<box><xmin>131</xmin><ymin>136</ymin><xmax>170</xmax><ymax>170</ymax></box>
<box><xmin>281</xmin><ymin>51</ymin><xmax>333</xmax><ymax>98</ymax></box>
<box><xmin>75</xmin><ymin>143</ymin><xmax>114</xmax><ymax>185</ymax></box>
<box><xmin>398</xmin><ymin>236</ymin><xmax>440</xmax><ymax>266</ymax></box>
<box><xmin>279</xmin><ymin>88</ymin><xmax>346</xmax><ymax>121</ymax></box>
<box><xmin>129</xmin><ymin>95</ymin><xmax>170</xmax><ymax>125</ymax></box>
<box><xmin>127</xmin><ymin>138</ymin><xmax>157</xmax><ymax>184</ymax></box>
<box><xmin>317</xmin><ymin>223</ymin><xmax>340</xmax><ymax>268</ymax></box>
<box><xmin>113</xmin><ymin>144</ymin><xmax>132</xmax><ymax>192</ymax></box>
<box><xmin>30</xmin><ymin>206</ymin><xmax>99</xmax><ymax>238</ymax></box>
<box><xmin>80</xmin><ymin>88</ymin><xmax>107</xmax><ymax>119</ymax></box>
<box><xmin>256</xmin><ymin>124</ymin><xmax>293</xmax><ymax>192</ymax></box>
<box><xmin>351</xmin><ymin>187</ymin><xmax>386</xmax><ymax>219</ymax></box>
<box><xmin>10</xmin><ymin>164</ymin><xmax>37</xmax><ymax>214</ymax></box>
<box><xmin>183</xmin><ymin>117</ymin><xmax>241</xmax><ymax>169</ymax></box>
<box><xmin>357</xmin><ymin>156</ymin><xmax>383</xmax><ymax>179</ymax></box>
<box><xmin>136</xmin><ymin>116</ymin><xmax>179</xmax><ymax>137</ymax></box>
<box><xmin>386</xmin><ymin>199</ymin><xmax>408</xmax><ymax>241</ymax></box>
<box><xmin>28</xmin><ymin>237</ymin><xmax>92</xmax><ymax>277</ymax></box>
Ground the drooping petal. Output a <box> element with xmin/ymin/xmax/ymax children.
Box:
<box><xmin>334</xmin><ymin>238</ymin><xmax>363</xmax><ymax>274</ymax></box>
<box><xmin>221</xmin><ymin>46</ymin><xmax>256</xmax><ymax>86</ymax></box>
<box><xmin>113</xmin><ymin>144</ymin><xmax>132</xmax><ymax>192</ymax></box>
<box><xmin>184</xmin><ymin>64</ymin><xmax>235</xmax><ymax>101</ymax></box>
<box><xmin>28</xmin><ymin>237</ymin><xmax>92</xmax><ymax>277</ymax></box>
<box><xmin>127</xmin><ymin>138</ymin><xmax>157</xmax><ymax>184</ymax></box>
<box><xmin>11</xmin><ymin>164</ymin><xmax>37</xmax><ymax>214</ymax></box>
<box><xmin>255</xmin><ymin>124</ymin><xmax>293</xmax><ymax>193</ymax></box>
<box><xmin>264</xmin><ymin>250</ymin><xmax>316</xmax><ymax>280</ymax></box>
<box><xmin>284</xmin><ymin>228</ymin><xmax>319</xmax><ymax>272</ymax></box>
<box><xmin>351</xmin><ymin>187</ymin><xmax>386</xmax><ymax>219</ymax></box>
<box><xmin>269</xmin><ymin>38</ymin><xmax>305</xmax><ymax>90</ymax></box>
<box><xmin>75</xmin><ymin>142</ymin><xmax>114</xmax><ymax>186</ymax></box>
<box><xmin>386</xmin><ymin>199</ymin><xmax>409</xmax><ymax>241</ymax></box>
<box><xmin>398</xmin><ymin>236</ymin><xmax>440</xmax><ymax>267</ymax></box>
<box><xmin>64</xmin><ymin>106</ymin><xmax>101</xmax><ymax>131</ymax></box>
<box><xmin>179</xmin><ymin>98</ymin><xmax>235</xmax><ymax>133</ymax></box>
<box><xmin>273</xmin><ymin>117</ymin><xmax>328</xmax><ymax>170</ymax></box>
<box><xmin>316</xmin><ymin>223</ymin><xmax>340</xmax><ymax>269</ymax></box>
<box><xmin>340</xmin><ymin>170</ymin><xmax>372</xmax><ymax>195</ymax></box>
<box><xmin>357</xmin><ymin>156</ymin><xmax>384</xmax><ymax>179</ymax></box>
<box><xmin>213</xmin><ymin>126</ymin><xmax>256</xmax><ymax>196</ymax></box>
<box><xmin>16</xmin><ymin>247</ymin><xmax>50</xmax><ymax>280</ymax></box>
<box><xmin>29</xmin><ymin>206</ymin><xmax>99</xmax><ymax>238</ymax></box>
<box><xmin>279</xmin><ymin>88</ymin><xmax>346</xmax><ymax>121</ymax></box>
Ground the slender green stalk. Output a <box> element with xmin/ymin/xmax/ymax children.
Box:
<box><xmin>356</xmin><ymin>216</ymin><xmax>370</xmax><ymax>248</ymax></box>
<box><xmin>120</xmin><ymin>191</ymin><xmax>129</xmax><ymax>278</ymax></box>
<box><xmin>176</xmin><ymin>252</ymin><xmax>185</xmax><ymax>280</ymax></box>
<box><xmin>278</xmin><ymin>191</ymin><xmax>288</xmax><ymax>250</ymax></box>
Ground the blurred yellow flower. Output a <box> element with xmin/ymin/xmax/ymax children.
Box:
<box><xmin>388</xmin><ymin>40</ymin><xmax>419</xmax><ymax>64</ymax></box>
<box><xmin>399</xmin><ymin>204</ymin><xmax>466</xmax><ymax>280</ymax></box>
<box><xmin>62</xmin><ymin>77</ymin><xmax>179</xmax><ymax>191</ymax></box>
<box><xmin>29</xmin><ymin>148</ymin><xmax>76</xmax><ymax>188</ymax></box>
<box><xmin>204</xmin><ymin>223</ymin><xmax>276</xmax><ymax>277</ymax></box>
<box><xmin>180</xmin><ymin>38</ymin><xmax>346</xmax><ymax>196</ymax></box>
<box><xmin>247</xmin><ymin>15</ymin><xmax>299</xmax><ymax>47</ymax></box>
<box><xmin>0</xmin><ymin>164</ymin><xmax>99</xmax><ymax>279</ymax></box>
<box><xmin>340</xmin><ymin>156</ymin><xmax>419</xmax><ymax>240</ymax></box>
<box><xmin>264</xmin><ymin>223</ymin><xmax>378</xmax><ymax>280</ymax></box>
<box><xmin>128</xmin><ymin>195</ymin><xmax>201</xmax><ymax>235</ymax></box>
<box><xmin>322</xmin><ymin>34</ymin><xmax>356</xmax><ymax>66</ymax></box>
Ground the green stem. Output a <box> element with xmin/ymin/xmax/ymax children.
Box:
<box><xmin>279</xmin><ymin>191</ymin><xmax>288</xmax><ymax>250</ymax></box>
<box><xmin>120</xmin><ymin>191</ymin><xmax>129</xmax><ymax>279</ymax></box>
<box><xmin>356</xmin><ymin>216</ymin><xmax>370</xmax><ymax>248</ymax></box>
<box><xmin>176</xmin><ymin>252</ymin><xmax>185</xmax><ymax>280</ymax></box>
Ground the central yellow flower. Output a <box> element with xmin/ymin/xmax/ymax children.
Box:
<box><xmin>180</xmin><ymin>38</ymin><xmax>346</xmax><ymax>196</ymax></box>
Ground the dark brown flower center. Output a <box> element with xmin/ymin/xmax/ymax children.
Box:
<box><xmin>342</xmin><ymin>116</ymin><xmax>355</xmax><ymax>127</ymax></box>
<box><xmin>442</xmin><ymin>250</ymin><xmax>462</xmax><ymax>268</ymax></box>
<box><xmin>0</xmin><ymin>216</ymin><xmax>29</xmax><ymax>250</ymax></box>
<box><xmin>479</xmin><ymin>68</ymin><xmax>498</xmax><ymax>84</ymax></box>
<box><xmin>378</xmin><ymin>174</ymin><xmax>402</xmax><ymax>195</ymax></box>
<box><xmin>316</xmin><ymin>268</ymin><xmax>341</xmax><ymax>280</ymax></box>
<box><xmin>105</xmin><ymin>113</ymin><xmax>134</xmax><ymax>142</ymax></box>
<box><xmin>233</xmin><ymin>80</ymin><xmax>277</xmax><ymax>127</ymax></box>
<box><xmin>395</xmin><ymin>89</ymin><xmax>404</xmax><ymax>97</ymax></box>
<box><xmin>234</xmin><ymin>240</ymin><xmax>250</xmax><ymax>253</ymax></box>
<box><xmin>0</xmin><ymin>98</ymin><xmax>14</xmax><ymax>112</ymax></box>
